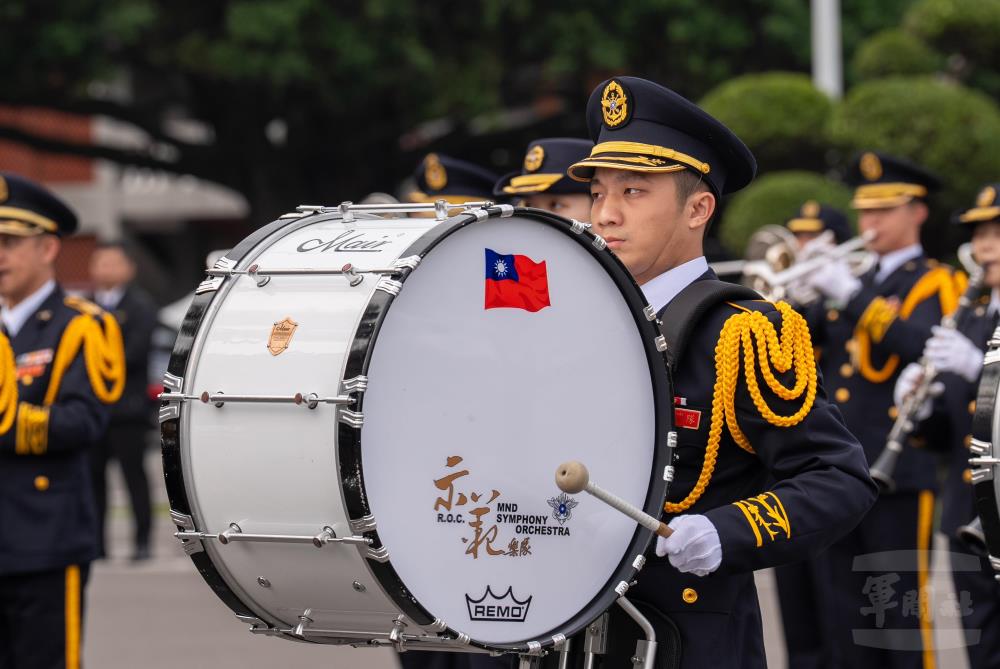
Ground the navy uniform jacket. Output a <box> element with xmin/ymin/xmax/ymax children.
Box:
<box><xmin>635</xmin><ymin>272</ymin><xmax>876</xmax><ymax>669</ymax></box>
<box><xmin>804</xmin><ymin>256</ymin><xmax>957</xmax><ymax>492</ymax></box>
<box><xmin>0</xmin><ymin>287</ymin><xmax>122</xmax><ymax>575</ymax></box>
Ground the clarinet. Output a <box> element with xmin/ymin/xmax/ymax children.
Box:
<box><xmin>870</xmin><ymin>255</ymin><xmax>984</xmax><ymax>493</ymax></box>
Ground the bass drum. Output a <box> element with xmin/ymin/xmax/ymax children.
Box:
<box><xmin>161</xmin><ymin>203</ymin><xmax>674</xmax><ymax>656</ymax></box>
<box><xmin>971</xmin><ymin>329</ymin><xmax>1000</xmax><ymax>571</ymax></box>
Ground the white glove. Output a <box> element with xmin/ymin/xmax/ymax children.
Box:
<box><xmin>804</xmin><ymin>258</ymin><xmax>861</xmax><ymax>304</ymax></box>
<box><xmin>654</xmin><ymin>514</ymin><xmax>722</xmax><ymax>577</ymax></box>
<box><xmin>892</xmin><ymin>362</ymin><xmax>935</xmax><ymax>421</ymax></box>
<box><xmin>924</xmin><ymin>325</ymin><xmax>985</xmax><ymax>383</ymax></box>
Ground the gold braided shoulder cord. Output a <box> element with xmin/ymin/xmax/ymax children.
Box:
<box><xmin>44</xmin><ymin>313</ymin><xmax>126</xmax><ymax>406</ymax></box>
<box><xmin>0</xmin><ymin>333</ymin><xmax>17</xmax><ymax>435</ymax></box>
<box><xmin>854</xmin><ymin>268</ymin><xmax>967</xmax><ymax>383</ymax></box>
<box><xmin>665</xmin><ymin>302</ymin><xmax>817</xmax><ymax>514</ymax></box>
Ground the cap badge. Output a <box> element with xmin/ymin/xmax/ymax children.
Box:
<box><xmin>601</xmin><ymin>80</ymin><xmax>629</xmax><ymax>128</ymax></box>
<box><xmin>802</xmin><ymin>200</ymin><xmax>820</xmax><ymax>218</ymax></box>
<box><xmin>424</xmin><ymin>154</ymin><xmax>448</xmax><ymax>191</ymax></box>
<box><xmin>860</xmin><ymin>152</ymin><xmax>882</xmax><ymax>182</ymax></box>
<box><xmin>0</xmin><ymin>176</ymin><xmax>7</xmax><ymax>203</ymax></box>
<box><xmin>523</xmin><ymin>145</ymin><xmax>545</xmax><ymax>172</ymax></box>
<box><xmin>977</xmin><ymin>186</ymin><xmax>996</xmax><ymax>208</ymax></box>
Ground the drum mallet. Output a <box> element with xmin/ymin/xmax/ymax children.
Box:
<box><xmin>555</xmin><ymin>461</ymin><xmax>672</xmax><ymax>538</ymax></box>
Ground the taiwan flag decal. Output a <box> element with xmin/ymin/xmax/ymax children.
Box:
<box><xmin>485</xmin><ymin>248</ymin><xmax>551</xmax><ymax>312</ymax></box>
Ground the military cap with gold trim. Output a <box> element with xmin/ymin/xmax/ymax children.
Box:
<box><xmin>492</xmin><ymin>138</ymin><xmax>592</xmax><ymax>197</ymax></box>
<box><xmin>953</xmin><ymin>182</ymin><xmax>1000</xmax><ymax>226</ymax></box>
<box><xmin>0</xmin><ymin>173</ymin><xmax>78</xmax><ymax>237</ymax></box>
<box><xmin>568</xmin><ymin>76</ymin><xmax>756</xmax><ymax>196</ymax></box>
<box><xmin>786</xmin><ymin>200</ymin><xmax>851</xmax><ymax>243</ymax></box>
<box><xmin>408</xmin><ymin>153</ymin><xmax>500</xmax><ymax>205</ymax></box>
<box><xmin>847</xmin><ymin>151</ymin><xmax>941</xmax><ymax>210</ymax></box>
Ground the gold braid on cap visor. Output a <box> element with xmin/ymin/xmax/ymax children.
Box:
<box><xmin>0</xmin><ymin>207</ymin><xmax>59</xmax><ymax>233</ymax></box>
<box><xmin>502</xmin><ymin>173</ymin><xmax>564</xmax><ymax>194</ymax></box>
<box><xmin>569</xmin><ymin>141</ymin><xmax>711</xmax><ymax>181</ymax></box>
<box><xmin>851</xmin><ymin>183</ymin><xmax>928</xmax><ymax>208</ymax></box>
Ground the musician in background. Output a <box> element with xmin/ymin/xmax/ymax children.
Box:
<box><xmin>785</xmin><ymin>200</ymin><xmax>851</xmax><ymax>249</ymax></box>
<box><xmin>895</xmin><ymin>182</ymin><xmax>1000</xmax><ymax>668</ymax></box>
<box><xmin>406</xmin><ymin>153</ymin><xmax>500</xmax><ymax>212</ymax></box>
<box><xmin>88</xmin><ymin>241</ymin><xmax>158</xmax><ymax>562</ymax></box>
<box><xmin>798</xmin><ymin>153</ymin><xmax>960</xmax><ymax>667</ymax></box>
<box><xmin>773</xmin><ymin>199</ymin><xmax>853</xmax><ymax>668</ymax></box>
<box><xmin>492</xmin><ymin>138</ymin><xmax>592</xmax><ymax>221</ymax></box>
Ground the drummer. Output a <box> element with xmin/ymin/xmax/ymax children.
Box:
<box><xmin>565</xmin><ymin>76</ymin><xmax>876</xmax><ymax>669</ymax></box>
<box><xmin>492</xmin><ymin>138</ymin><xmax>593</xmax><ymax>221</ymax></box>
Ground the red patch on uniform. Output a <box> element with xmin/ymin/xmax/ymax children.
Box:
<box><xmin>674</xmin><ymin>407</ymin><xmax>701</xmax><ymax>430</ymax></box>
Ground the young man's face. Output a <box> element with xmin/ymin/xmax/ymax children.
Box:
<box><xmin>972</xmin><ymin>221</ymin><xmax>1000</xmax><ymax>288</ymax></box>
<box><xmin>792</xmin><ymin>230</ymin><xmax>823</xmax><ymax>249</ymax></box>
<box><xmin>857</xmin><ymin>201</ymin><xmax>925</xmax><ymax>255</ymax></box>
<box><xmin>522</xmin><ymin>194</ymin><xmax>592</xmax><ymax>222</ymax></box>
<box><xmin>0</xmin><ymin>233</ymin><xmax>59</xmax><ymax>306</ymax></box>
<box><xmin>89</xmin><ymin>246</ymin><xmax>135</xmax><ymax>291</ymax></box>
<box><xmin>590</xmin><ymin>168</ymin><xmax>700</xmax><ymax>285</ymax></box>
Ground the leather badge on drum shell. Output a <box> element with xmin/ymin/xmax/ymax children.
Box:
<box><xmin>267</xmin><ymin>317</ymin><xmax>298</xmax><ymax>355</ymax></box>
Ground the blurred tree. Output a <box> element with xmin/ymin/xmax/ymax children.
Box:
<box><xmin>699</xmin><ymin>72</ymin><xmax>833</xmax><ymax>173</ymax></box>
<box><xmin>904</xmin><ymin>0</ymin><xmax>1000</xmax><ymax>97</ymax></box>
<box><xmin>0</xmin><ymin>0</ymin><xmax>919</xmax><ymax>223</ymax></box>
<box><xmin>719</xmin><ymin>170</ymin><xmax>853</xmax><ymax>256</ymax></box>
<box><xmin>851</xmin><ymin>29</ymin><xmax>941</xmax><ymax>82</ymax></box>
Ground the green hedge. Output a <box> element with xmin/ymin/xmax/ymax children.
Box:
<box><xmin>827</xmin><ymin>76</ymin><xmax>1000</xmax><ymax>217</ymax></box>
<box><xmin>720</xmin><ymin>171</ymin><xmax>854</xmax><ymax>257</ymax></box>
<box><xmin>852</xmin><ymin>29</ymin><xmax>941</xmax><ymax>82</ymax></box>
<box><xmin>700</xmin><ymin>72</ymin><xmax>833</xmax><ymax>173</ymax></box>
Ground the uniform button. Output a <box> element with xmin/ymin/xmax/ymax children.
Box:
<box><xmin>888</xmin><ymin>406</ymin><xmax>899</xmax><ymax>419</ymax></box>
<box><xmin>34</xmin><ymin>476</ymin><xmax>49</xmax><ymax>491</ymax></box>
<box><xmin>846</xmin><ymin>340</ymin><xmax>857</xmax><ymax>354</ymax></box>
<box><xmin>21</xmin><ymin>375</ymin><xmax>33</xmax><ymax>386</ymax></box>
<box><xmin>904</xmin><ymin>261</ymin><xmax>917</xmax><ymax>271</ymax></box>
<box><xmin>970</xmin><ymin>401</ymin><xmax>977</xmax><ymax>414</ymax></box>
<box><xmin>965</xmin><ymin>434</ymin><xmax>973</xmax><ymax>449</ymax></box>
<box><xmin>840</xmin><ymin>363</ymin><xmax>854</xmax><ymax>378</ymax></box>
<box><xmin>975</xmin><ymin>306</ymin><xmax>986</xmax><ymax>317</ymax></box>
<box><xmin>963</xmin><ymin>468</ymin><xmax>973</xmax><ymax>484</ymax></box>
<box><xmin>835</xmin><ymin>388</ymin><xmax>850</xmax><ymax>403</ymax></box>
<box><xmin>682</xmin><ymin>588</ymin><xmax>698</xmax><ymax>604</ymax></box>
<box><xmin>827</xmin><ymin>310</ymin><xmax>839</xmax><ymax>322</ymax></box>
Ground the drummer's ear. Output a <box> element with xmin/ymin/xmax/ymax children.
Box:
<box><xmin>685</xmin><ymin>190</ymin><xmax>716</xmax><ymax>233</ymax></box>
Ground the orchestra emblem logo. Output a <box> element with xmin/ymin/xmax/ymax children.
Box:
<box><xmin>523</xmin><ymin>145</ymin><xmax>545</xmax><ymax>172</ymax></box>
<box><xmin>466</xmin><ymin>586</ymin><xmax>532</xmax><ymax>622</ymax></box>
<box><xmin>424</xmin><ymin>153</ymin><xmax>448</xmax><ymax>191</ymax></box>
<box><xmin>601</xmin><ymin>80</ymin><xmax>630</xmax><ymax>128</ymax></box>
<box><xmin>547</xmin><ymin>492</ymin><xmax>578</xmax><ymax>525</ymax></box>
<box><xmin>860</xmin><ymin>152</ymin><xmax>882</xmax><ymax>182</ymax></box>
<box><xmin>977</xmin><ymin>186</ymin><xmax>996</xmax><ymax>208</ymax></box>
<box><xmin>267</xmin><ymin>317</ymin><xmax>298</xmax><ymax>356</ymax></box>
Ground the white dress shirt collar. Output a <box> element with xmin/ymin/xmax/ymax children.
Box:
<box><xmin>875</xmin><ymin>244</ymin><xmax>923</xmax><ymax>284</ymax></box>
<box><xmin>1</xmin><ymin>279</ymin><xmax>56</xmax><ymax>338</ymax></box>
<box><xmin>95</xmin><ymin>286</ymin><xmax>126</xmax><ymax>311</ymax></box>
<box><xmin>641</xmin><ymin>256</ymin><xmax>710</xmax><ymax>314</ymax></box>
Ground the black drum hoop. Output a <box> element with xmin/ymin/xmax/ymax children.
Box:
<box><xmin>972</xmin><ymin>336</ymin><xmax>1000</xmax><ymax>560</ymax></box>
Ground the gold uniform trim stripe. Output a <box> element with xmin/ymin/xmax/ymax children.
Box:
<box><xmin>590</xmin><ymin>141</ymin><xmax>711</xmax><ymax>174</ymax></box>
<box><xmin>852</xmin><ymin>183</ymin><xmax>927</xmax><ymax>210</ymax></box>
<box><xmin>917</xmin><ymin>490</ymin><xmax>935</xmax><ymax>668</ymax></box>
<box><xmin>502</xmin><ymin>173</ymin><xmax>564</xmax><ymax>194</ymax></box>
<box><xmin>407</xmin><ymin>192</ymin><xmax>490</xmax><ymax>205</ymax></box>
<box><xmin>733</xmin><ymin>500</ymin><xmax>763</xmax><ymax>547</ymax></box>
<box><xmin>66</xmin><ymin>564</ymin><xmax>81</xmax><ymax>669</ymax></box>
<box><xmin>786</xmin><ymin>218</ymin><xmax>824</xmax><ymax>233</ymax></box>
<box><xmin>959</xmin><ymin>206</ymin><xmax>1000</xmax><ymax>223</ymax></box>
<box><xmin>0</xmin><ymin>206</ymin><xmax>59</xmax><ymax>232</ymax></box>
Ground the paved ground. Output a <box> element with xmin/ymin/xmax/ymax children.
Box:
<box><xmin>85</xmin><ymin>446</ymin><xmax>973</xmax><ymax>668</ymax></box>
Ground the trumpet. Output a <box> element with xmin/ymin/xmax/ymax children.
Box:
<box><xmin>869</xmin><ymin>244</ymin><xmax>984</xmax><ymax>493</ymax></box>
<box><xmin>740</xmin><ymin>230</ymin><xmax>877</xmax><ymax>304</ymax></box>
<box><xmin>709</xmin><ymin>224</ymin><xmax>799</xmax><ymax>279</ymax></box>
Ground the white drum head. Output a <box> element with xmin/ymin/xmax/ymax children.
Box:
<box><xmin>361</xmin><ymin>215</ymin><xmax>658</xmax><ymax>644</ymax></box>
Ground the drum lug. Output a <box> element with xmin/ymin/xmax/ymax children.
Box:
<box><xmin>570</xmin><ymin>219</ymin><xmax>591</xmax><ymax>235</ymax></box>
<box><xmin>169</xmin><ymin>510</ymin><xmax>205</xmax><ymax>555</ymax></box>
<box><xmin>389</xmin><ymin>615</ymin><xmax>407</xmax><ymax>652</ymax></box>
<box><xmin>159</xmin><ymin>373</ymin><xmax>184</xmax><ymax>423</ymax></box>
<box><xmin>472</xmin><ymin>208</ymin><xmax>489</xmax><ymax>222</ymax></box>
<box><xmin>375</xmin><ymin>277</ymin><xmax>403</xmax><ymax>296</ymax></box>
<box><xmin>363</xmin><ymin>544</ymin><xmax>390</xmax><ymax>563</ymax></box>
<box><xmin>293</xmin><ymin>609</ymin><xmax>314</xmax><ymax>638</ymax></box>
<box><xmin>349</xmin><ymin>514</ymin><xmax>376</xmax><ymax>534</ymax></box>
<box><xmin>248</xmin><ymin>264</ymin><xmax>271</xmax><ymax>287</ymax></box>
<box><xmin>592</xmin><ymin>235</ymin><xmax>607</xmax><ymax>251</ymax></box>
<box><xmin>196</xmin><ymin>276</ymin><xmax>224</xmax><ymax>294</ymax></box>
<box><xmin>341</xmin><ymin>263</ymin><xmax>364</xmax><ymax>287</ymax></box>
<box><xmin>971</xmin><ymin>467</ymin><xmax>995</xmax><ymax>484</ymax></box>
<box><xmin>654</xmin><ymin>335</ymin><xmax>668</xmax><ymax>352</ymax></box>
<box><xmin>339</xmin><ymin>408</ymin><xmax>365</xmax><ymax>428</ymax></box>
<box><xmin>393</xmin><ymin>256</ymin><xmax>421</xmax><ymax>272</ymax></box>
<box><xmin>970</xmin><ymin>438</ymin><xmax>992</xmax><ymax>456</ymax></box>
<box><xmin>427</xmin><ymin>618</ymin><xmax>447</xmax><ymax>633</ymax></box>
<box><xmin>632</xmin><ymin>554</ymin><xmax>647</xmax><ymax>571</ymax></box>
<box><xmin>643</xmin><ymin>305</ymin><xmax>657</xmax><ymax>321</ymax></box>
<box><xmin>498</xmin><ymin>204</ymin><xmax>515</xmax><ymax>218</ymax></box>
<box><xmin>341</xmin><ymin>376</ymin><xmax>369</xmax><ymax>394</ymax></box>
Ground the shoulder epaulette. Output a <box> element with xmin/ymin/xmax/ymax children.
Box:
<box><xmin>664</xmin><ymin>300</ymin><xmax>817</xmax><ymax>515</ymax></box>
